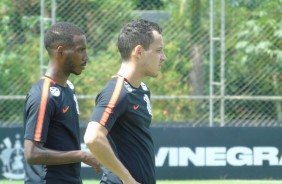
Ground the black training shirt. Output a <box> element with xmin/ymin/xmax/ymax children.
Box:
<box><xmin>91</xmin><ymin>76</ymin><xmax>156</xmax><ymax>184</ymax></box>
<box><xmin>24</xmin><ymin>77</ymin><xmax>82</xmax><ymax>184</ymax></box>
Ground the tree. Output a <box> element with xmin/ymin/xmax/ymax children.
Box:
<box><xmin>225</xmin><ymin>0</ymin><xmax>282</xmax><ymax>121</ymax></box>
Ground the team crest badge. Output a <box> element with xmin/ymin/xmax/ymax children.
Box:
<box><xmin>50</xmin><ymin>87</ymin><xmax>60</xmax><ymax>97</ymax></box>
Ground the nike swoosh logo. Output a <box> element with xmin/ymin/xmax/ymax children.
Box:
<box><xmin>63</xmin><ymin>106</ymin><xmax>70</xmax><ymax>113</ymax></box>
<box><xmin>133</xmin><ymin>105</ymin><xmax>139</xmax><ymax>110</ymax></box>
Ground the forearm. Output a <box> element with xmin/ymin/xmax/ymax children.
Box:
<box><xmin>24</xmin><ymin>139</ymin><xmax>83</xmax><ymax>165</ymax></box>
<box><xmin>87</xmin><ymin>136</ymin><xmax>130</xmax><ymax>180</ymax></box>
<box><xmin>84</xmin><ymin>122</ymin><xmax>132</xmax><ymax>181</ymax></box>
<box><xmin>28</xmin><ymin>149</ymin><xmax>82</xmax><ymax>165</ymax></box>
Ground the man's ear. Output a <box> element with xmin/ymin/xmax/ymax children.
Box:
<box><xmin>132</xmin><ymin>45</ymin><xmax>143</xmax><ymax>58</ymax></box>
<box><xmin>57</xmin><ymin>46</ymin><xmax>64</xmax><ymax>57</ymax></box>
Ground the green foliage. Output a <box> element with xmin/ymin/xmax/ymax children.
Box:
<box><xmin>56</xmin><ymin>0</ymin><xmax>134</xmax><ymax>51</ymax></box>
<box><xmin>224</xmin><ymin>0</ymin><xmax>282</xmax><ymax>120</ymax></box>
<box><xmin>70</xmin><ymin>40</ymin><xmax>121</xmax><ymax>122</ymax></box>
<box><xmin>0</xmin><ymin>0</ymin><xmax>282</xmax><ymax>124</ymax></box>
<box><xmin>226</xmin><ymin>0</ymin><xmax>282</xmax><ymax>94</ymax></box>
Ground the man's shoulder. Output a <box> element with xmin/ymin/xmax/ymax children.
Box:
<box><xmin>28</xmin><ymin>78</ymin><xmax>65</xmax><ymax>101</ymax></box>
<box><xmin>97</xmin><ymin>76</ymin><xmax>128</xmax><ymax>101</ymax></box>
<box><xmin>29</xmin><ymin>77</ymin><xmax>60</xmax><ymax>91</ymax></box>
<box><xmin>103</xmin><ymin>76</ymin><xmax>126</xmax><ymax>91</ymax></box>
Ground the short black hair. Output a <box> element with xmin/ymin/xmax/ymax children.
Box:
<box><xmin>44</xmin><ymin>22</ymin><xmax>85</xmax><ymax>54</ymax></box>
<box><xmin>117</xmin><ymin>19</ymin><xmax>162</xmax><ymax>61</ymax></box>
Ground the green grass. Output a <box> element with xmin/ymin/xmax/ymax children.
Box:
<box><xmin>1</xmin><ymin>180</ymin><xmax>282</xmax><ymax>184</ymax></box>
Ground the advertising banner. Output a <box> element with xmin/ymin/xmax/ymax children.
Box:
<box><xmin>153</xmin><ymin>126</ymin><xmax>282</xmax><ymax>179</ymax></box>
<box><xmin>0</xmin><ymin>126</ymin><xmax>282</xmax><ymax>180</ymax></box>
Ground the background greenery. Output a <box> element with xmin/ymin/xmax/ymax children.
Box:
<box><xmin>0</xmin><ymin>0</ymin><xmax>281</xmax><ymax>126</ymax></box>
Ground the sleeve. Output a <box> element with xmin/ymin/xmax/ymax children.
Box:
<box><xmin>24</xmin><ymin>80</ymin><xmax>56</xmax><ymax>143</ymax></box>
<box><xmin>90</xmin><ymin>77</ymin><xmax>128</xmax><ymax>131</ymax></box>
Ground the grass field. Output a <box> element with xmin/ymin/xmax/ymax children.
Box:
<box><xmin>1</xmin><ymin>180</ymin><xmax>282</xmax><ymax>184</ymax></box>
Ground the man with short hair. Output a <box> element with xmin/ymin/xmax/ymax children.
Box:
<box><xmin>84</xmin><ymin>19</ymin><xmax>166</xmax><ymax>184</ymax></box>
<box><xmin>24</xmin><ymin>22</ymin><xmax>100</xmax><ymax>184</ymax></box>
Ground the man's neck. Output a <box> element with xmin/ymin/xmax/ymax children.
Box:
<box><xmin>45</xmin><ymin>69</ymin><xmax>69</xmax><ymax>87</ymax></box>
<box><xmin>117</xmin><ymin>62</ymin><xmax>143</xmax><ymax>88</ymax></box>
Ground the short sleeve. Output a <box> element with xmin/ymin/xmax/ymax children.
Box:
<box><xmin>91</xmin><ymin>77</ymin><xmax>128</xmax><ymax>131</ymax></box>
<box><xmin>24</xmin><ymin>80</ymin><xmax>56</xmax><ymax>143</ymax></box>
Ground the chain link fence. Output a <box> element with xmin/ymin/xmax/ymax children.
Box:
<box><xmin>0</xmin><ymin>0</ymin><xmax>281</xmax><ymax>127</ymax></box>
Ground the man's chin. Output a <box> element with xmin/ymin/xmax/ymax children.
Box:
<box><xmin>72</xmin><ymin>71</ymin><xmax>82</xmax><ymax>75</ymax></box>
<box><xmin>152</xmin><ymin>71</ymin><xmax>161</xmax><ymax>78</ymax></box>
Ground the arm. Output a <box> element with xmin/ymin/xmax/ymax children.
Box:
<box><xmin>24</xmin><ymin>139</ymin><xmax>101</xmax><ymax>173</ymax></box>
<box><xmin>84</xmin><ymin>121</ymin><xmax>140</xmax><ymax>184</ymax></box>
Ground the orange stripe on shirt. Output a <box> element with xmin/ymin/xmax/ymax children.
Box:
<box><xmin>100</xmin><ymin>77</ymin><xmax>124</xmax><ymax>126</ymax></box>
<box><xmin>34</xmin><ymin>79</ymin><xmax>51</xmax><ymax>141</ymax></box>
<box><xmin>41</xmin><ymin>76</ymin><xmax>56</xmax><ymax>84</ymax></box>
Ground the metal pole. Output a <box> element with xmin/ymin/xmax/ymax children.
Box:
<box><xmin>40</xmin><ymin>0</ymin><xmax>45</xmax><ymax>77</ymax></box>
<box><xmin>209</xmin><ymin>0</ymin><xmax>214</xmax><ymax>127</ymax></box>
<box><xmin>51</xmin><ymin>0</ymin><xmax>56</xmax><ymax>24</ymax></box>
<box><xmin>220</xmin><ymin>0</ymin><xmax>225</xmax><ymax>126</ymax></box>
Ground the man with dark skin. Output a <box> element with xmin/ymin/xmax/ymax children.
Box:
<box><xmin>24</xmin><ymin>22</ymin><xmax>101</xmax><ymax>184</ymax></box>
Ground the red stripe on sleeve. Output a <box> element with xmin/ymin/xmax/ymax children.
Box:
<box><xmin>100</xmin><ymin>77</ymin><xmax>124</xmax><ymax>126</ymax></box>
<box><xmin>34</xmin><ymin>79</ymin><xmax>51</xmax><ymax>141</ymax></box>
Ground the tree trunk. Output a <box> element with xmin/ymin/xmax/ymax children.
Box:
<box><xmin>189</xmin><ymin>45</ymin><xmax>204</xmax><ymax>96</ymax></box>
